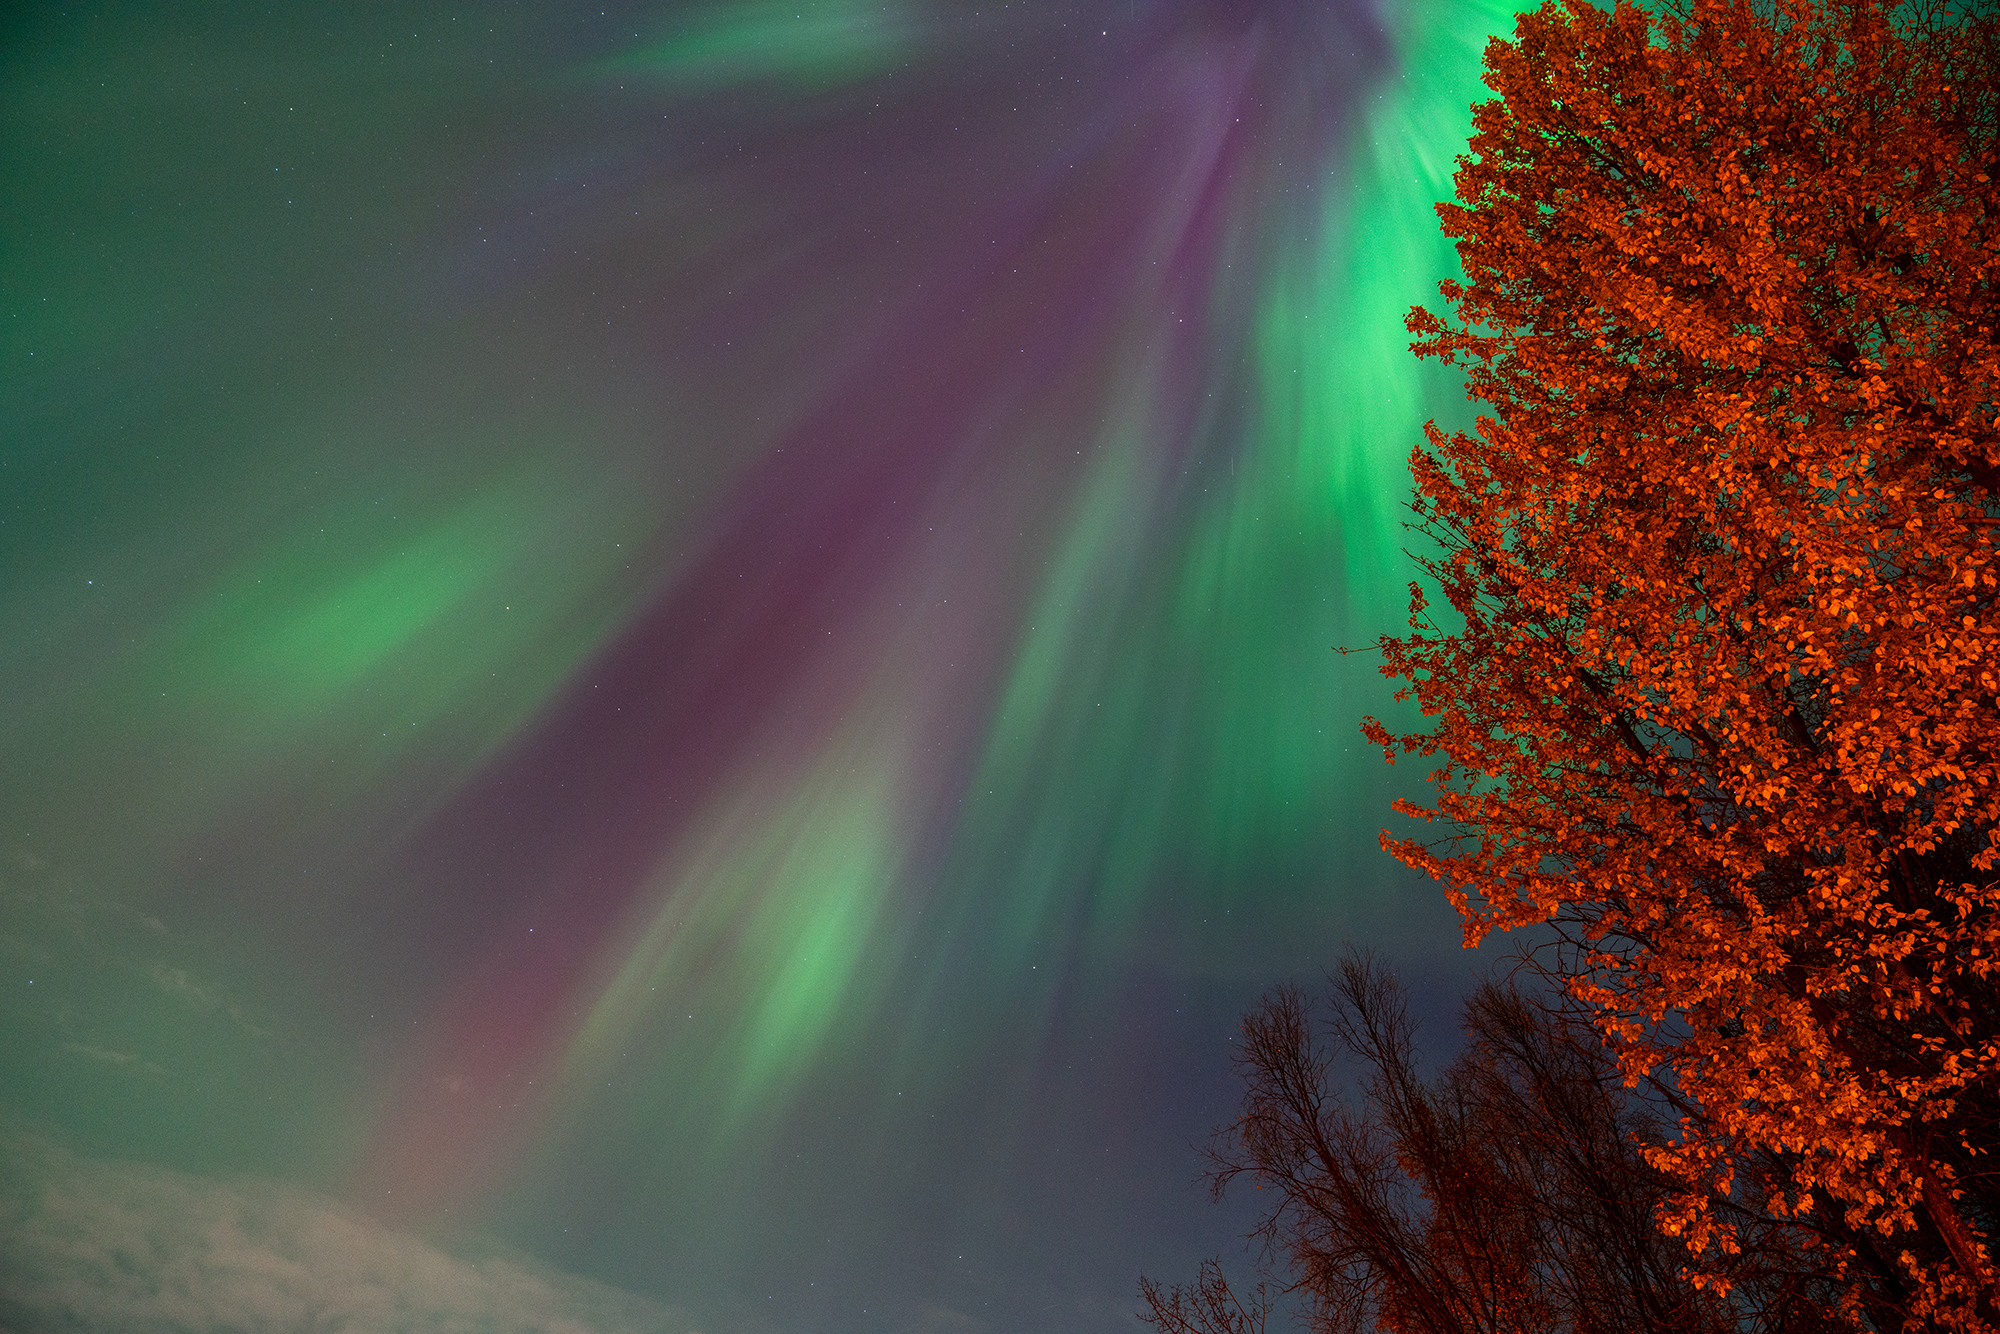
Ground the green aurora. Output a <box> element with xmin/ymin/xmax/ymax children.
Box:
<box><xmin>0</xmin><ymin>0</ymin><xmax>1526</xmax><ymax>1329</ymax></box>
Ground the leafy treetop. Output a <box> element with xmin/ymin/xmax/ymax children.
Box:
<box><xmin>1365</xmin><ymin>0</ymin><xmax>2000</xmax><ymax>1324</ymax></box>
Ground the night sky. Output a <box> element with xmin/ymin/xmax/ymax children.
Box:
<box><xmin>2</xmin><ymin>1</ymin><xmax>1520</xmax><ymax>1330</ymax></box>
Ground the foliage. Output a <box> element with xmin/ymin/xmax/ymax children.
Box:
<box><xmin>1359</xmin><ymin>0</ymin><xmax>2000</xmax><ymax>1323</ymax></box>
<box><xmin>1140</xmin><ymin>955</ymin><xmax>1858</xmax><ymax>1334</ymax></box>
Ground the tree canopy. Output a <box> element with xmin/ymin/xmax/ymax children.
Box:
<box><xmin>1360</xmin><ymin>0</ymin><xmax>2000</xmax><ymax>1324</ymax></box>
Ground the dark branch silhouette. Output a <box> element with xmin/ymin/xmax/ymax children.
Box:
<box><xmin>1144</xmin><ymin>953</ymin><xmax>1870</xmax><ymax>1334</ymax></box>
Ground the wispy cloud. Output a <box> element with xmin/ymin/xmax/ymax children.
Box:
<box><xmin>145</xmin><ymin>960</ymin><xmax>269</xmax><ymax>1037</ymax></box>
<box><xmin>0</xmin><ymin>1127</ymin><xmax>691</xmax><ymax>1334</ymax></box>
<box><xmin>59</xmin><ymin>1043</ymin><xmax>164</xmax><ymax>1076</ymax></box>
<box><xmin>148</xmin><ymin>961</ymin><xmax>221</xmax><ymax>1010</ymax></box>
<box><xmin>0</xmin><ymin>854</ymin><xmax>276</xmax><ymax>1075</ymax></box>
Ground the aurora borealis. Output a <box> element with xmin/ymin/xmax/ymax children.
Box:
<box><xmin>3</xmin><ymin>1</ymin><xmax>1519</xmax><ymax>1330</ymax></box>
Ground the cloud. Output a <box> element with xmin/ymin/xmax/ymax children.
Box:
<box><xmin>147</xmin><ymin>963</ymin><xmax>220</xmax><ymax>1011</ymax></box>
<box><xmin>58</xmin><ymin>1043</ymin><xmax>164</xmax><ymax>1077</ymax></box>
<box><xmin>144</xmin><ymin>961</ymin><xmax>268</xmax><ymax>1038</ymax></box>
<box><xmin>0</xmin><ymin>855</ymin><xmax>277</xmax><ymax>1086</ymax></box>
<box><xmin>0</xmin><ymin>1128</ymin><xmax>692</xmax><ymax>1334</ymax></box>
<box><xmin>907</xmin><ymin>1300</ymin><xmax>984</xmax><ymax>1334</ymax></box>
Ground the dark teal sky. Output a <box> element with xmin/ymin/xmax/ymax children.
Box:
<box><xmin>1</xmin><ymin>1</ymin><xmax>1519</xmax><ymax>1330</ymax></box>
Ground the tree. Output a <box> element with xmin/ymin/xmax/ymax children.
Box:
<box><xmin>1359</xmin><ymin>0</ymin><xmax>2000</xmax><ymax>1324</ymax></box>
<box><xmin>1140</xmin><ymin>954</ymin><xmax>1858</xmax><ymax>1334</ymax></box>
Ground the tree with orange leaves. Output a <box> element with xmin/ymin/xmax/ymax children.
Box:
<box><xmin>1363</xmin><ymin>0</ymin><xmax>2000</xmax><ymax>1326</ymax></box>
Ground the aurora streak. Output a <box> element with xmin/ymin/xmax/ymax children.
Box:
<box><xmin>1</xmin><ymin>0</ymin><xmax>1522</xmax><ymax>1330</ymax></box>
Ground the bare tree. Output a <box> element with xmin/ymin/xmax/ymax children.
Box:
<box><xmin>1139</xmin><ymin>1260</ymin><xmax>1272</xmax><ymax>1334</ymax></box>
<box><xmin>1142</xmin><ymin>953</ymin><xmax>1864</xmax><ymax>1334</ymax></box>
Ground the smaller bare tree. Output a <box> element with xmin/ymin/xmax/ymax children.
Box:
<box><xmin>1141</xmin><ymin>952</ymin><xmax>1863</xmax><ymax>1334</ymax></box>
